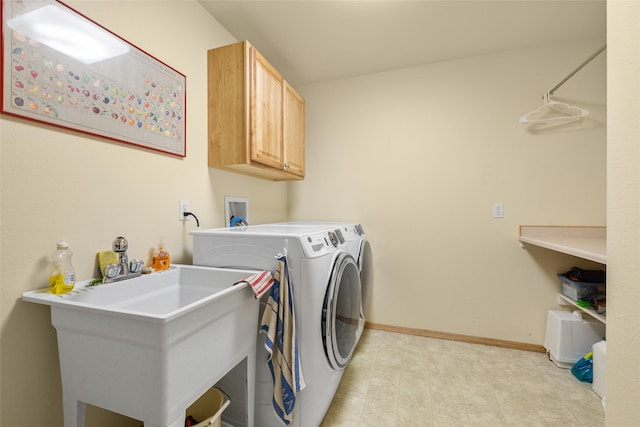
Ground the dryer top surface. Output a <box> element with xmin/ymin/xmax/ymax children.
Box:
<box><xmin>191</xmin><ymin>222</ymin><xmax>364</xmax><ymax>239</ymax></box>
<box><xmin>192</xmin><ymin>223</ymin><xmax>337</xmax><ymax>237</ymax></box>
<box><xmin>191</xmin><ymin>224</ymin><xmax>351</xmax><ymax>259</ymax></box>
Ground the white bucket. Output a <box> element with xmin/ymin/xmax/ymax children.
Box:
<box><xmin>187</xmin><ymin>388</ymin><xmax>231</xmax><ymax>427</ymax></box>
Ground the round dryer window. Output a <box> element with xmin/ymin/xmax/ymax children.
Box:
<box><xmin>322</xmin><ymin>252</ymin><xmax>361</xmax><ymax>370</ymax></box>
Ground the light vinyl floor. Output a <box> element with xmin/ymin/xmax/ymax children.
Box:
<box><xmin>321</xmin><ymin>329</ymin><xmax>604</xmax><ymax>427</ymax></box>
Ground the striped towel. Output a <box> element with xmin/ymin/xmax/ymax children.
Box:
<box><xmin>260</xmin><ymin>256</ymin><xmax>305</xmax><ymax>425</ymax></box>
<box><xmin>233</xmin><ymin>270</ymin><xmax>274</xmax><ymax>299</ymax></box>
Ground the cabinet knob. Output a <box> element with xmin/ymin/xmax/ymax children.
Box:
<box><xmin>283</xmin><ymin>163</ymin><xmax>289</xmax><ymax>169</ymax></box>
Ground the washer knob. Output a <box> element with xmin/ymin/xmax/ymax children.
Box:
<box><xmin>328</xmin><ymin>231</ymin><xmax>338</xmax><ymax>247</ymax></box>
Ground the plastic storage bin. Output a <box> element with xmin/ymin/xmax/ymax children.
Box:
<box><xmin>186</xmin><ymin>388</ymin><xmax>231</xmax><ymax>427</ymax></box>
<box><xmin>557</xmin><ymin>274</ymin><xmax>605</xmax><ymax>301</ymax></box>
<box><xmin>592</xmin><ymin>340</ymin><xmax>607</xmax><ymax>400</ymax></box>
<box><xmin>543</xmin><ymin>310</ymin><xmax>605</xmax><ymax>368</ymax></box>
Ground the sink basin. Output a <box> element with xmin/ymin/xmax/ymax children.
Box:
<box><xmin>23</xmin><ymin>265</ymin><xmax>259</xmax><ymax>427</ymax></box>
<box><xmin>25</xmin><ymin>264</ymin><xmax>254</xmax><ymax>321</ymax></box>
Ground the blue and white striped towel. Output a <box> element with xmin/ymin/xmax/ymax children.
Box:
<box><xmin>260</xmin><ymin>256</ymin><xmax>305</xmax><ymax>425</ymax></box>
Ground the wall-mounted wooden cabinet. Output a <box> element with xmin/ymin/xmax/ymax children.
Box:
<box><xmin>207</xmin><ymin>41</ymin><xmax>305</xmax><ymax>180</ymax></box>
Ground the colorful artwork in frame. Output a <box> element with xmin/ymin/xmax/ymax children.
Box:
<box><xmin>1</xmin><ymin>0</ymin><xmax>186</xmax><ymax>157</ymax></box>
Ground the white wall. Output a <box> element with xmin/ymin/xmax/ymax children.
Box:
<box><xmin>292</xmin><ymin>40</ymin><xmax>606</xmax><ymax>344</ymax></box>
<box><xmin>0</xmin><ymin>1</ymin><xmax>288</xmax><ymax>425</ymax></box>
<box><xmin>606</xmin><ymin>1</ymin><xmax>640</xmax><ymax>425</ymax></box>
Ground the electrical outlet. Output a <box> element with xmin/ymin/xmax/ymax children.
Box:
<box><xmin>493</xmin><ymin>203</ymin><xmax>504</xmax><ymax>218</ymax></box>
<box><xmin>179</xmin><ymin>200</ymin><xmax>189</xmax><ymax>221</ymax></box>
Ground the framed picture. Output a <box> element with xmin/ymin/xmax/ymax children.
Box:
<box><xmin>1</xmin><ymin>0</ymin><xmax>186</xmax><ymax>157</ymax></box>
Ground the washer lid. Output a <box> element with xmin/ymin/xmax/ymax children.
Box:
<box><xmin>191</xmin><ymin>225</ymin><xmax>346</xmax><ymax>258</ymax></box>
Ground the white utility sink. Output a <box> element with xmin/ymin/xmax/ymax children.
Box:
<box><xmin>23</xmin><ymin>265</ymin><xmax>259</xmax><ymax>427</ymax></box>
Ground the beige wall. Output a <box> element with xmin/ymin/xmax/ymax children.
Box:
<box><xmin>292</xmin><ymin>40</ymin><xmax>606</xmax><ymax>344</ymax></box>
<box><xmin>0</xmin><ymin>1</ymin><xmax>288</xmax><ymax>425</ymax></box>
<box><xmin>5</xmin><ymin>1</ymin><xmax>637</xmax><ymax>426</ymax></box>
<box><xmin>606</xmin><ymin>1</ymin><xmax>640</xmax><ymax>425</ymax></box>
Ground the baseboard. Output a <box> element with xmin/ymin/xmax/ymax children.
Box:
<box><xmin>364</xmin><ymin>322</ymin><xmax>546</xmax><ymax>353</ymax></box>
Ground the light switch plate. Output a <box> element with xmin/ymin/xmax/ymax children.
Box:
<box><xmin>493</xmin><ymin>203</ymin><xmax>504</xmax><ymax>218</ymax></box>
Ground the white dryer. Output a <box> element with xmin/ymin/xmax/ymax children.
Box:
<box><xmin>273</xmin><ymin>222</ymin><xmax>374</xmax><ymax>322</ymax></box>
<box><xmin>191</xmin><ymin>224</ymin><xmax>362</xmax><ymax>427</ymax></box>
<box><xmin>342</xmin><ymin>223</ymin><xmax>373</xmax><ymax>322</ymax></box>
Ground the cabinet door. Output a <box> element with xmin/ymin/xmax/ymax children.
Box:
<box><xmin>283</xmin><ymin>82</ymin><xmax>305</xmax><ymax>177</ymax></box>
<box><xmin>250</xmin><ymin>48</ymin><xmax>283</xmax><ymax>170</ymax></box>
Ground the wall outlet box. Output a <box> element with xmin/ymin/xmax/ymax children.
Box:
<box><xmin>224</xmin><ymin>196</ymin><xmax>249</xmax><ymax>227</ymax></box>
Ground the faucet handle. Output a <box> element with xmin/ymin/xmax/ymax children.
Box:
<box><xmin>113</xmin><ymin>236</ymin><xmax>128</xmax><ymax>253</ymax></box>
<box><xmin>104</xmin><ymin>263</ymin><xmax>122</xmax><ymax>278</ymax></box>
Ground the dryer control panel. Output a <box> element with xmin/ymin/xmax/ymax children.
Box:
<box><xmin>299</xmin><ymin>229</ymin><xmax>345</xmax><ymax>258</ymax></box>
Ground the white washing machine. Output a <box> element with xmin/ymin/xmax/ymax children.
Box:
<box><xmin>191</xmin><ymin>224</ymin><xmax>362</xmax><ymax>427</ymax></box>
<box><xmin>272</xmin><ymin>222</ymin><xmax>373</xmax><ymax>322</ymax></box>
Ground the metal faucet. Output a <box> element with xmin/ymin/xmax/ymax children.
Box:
<box><xmin>113</xmin><ymin>236</ymin><xmax>129</xmax><ymax>276</ymax></box>
<box><xmin>102</xmin><ymin>236</ymin><xmax>143</xmax><ymax>284</ymax></box>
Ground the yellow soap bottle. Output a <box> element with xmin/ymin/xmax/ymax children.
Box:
<box><xmin>49</xmin><ymin>241</ymin><xmax>76</xmax><ymax>294</ymax></box>
<box><xmin>152</xmin><ymin>240</ymin><xmax>170</xmax><ymax>271</ymax></box>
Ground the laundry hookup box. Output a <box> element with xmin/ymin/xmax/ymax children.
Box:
<box><xmin>544</xmin><ymin>310</ymin><xmax>605</xmax><ymax>369</ymax></box>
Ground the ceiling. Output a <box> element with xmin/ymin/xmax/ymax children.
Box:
<box><xmin>198</xmin><ymin>1</ymin><xmax>606</xmax><ymax>86</ymax></box>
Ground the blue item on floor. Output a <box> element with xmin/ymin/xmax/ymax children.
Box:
<box><xmin>571</xmin><ymin>351</ymin><xmax>594</xmax><ymax>383</ymax></box>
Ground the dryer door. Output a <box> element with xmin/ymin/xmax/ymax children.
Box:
<box><xmin>359</xmin><ymin>239</ymin><xmax>373</xmax><ymax>320</ymax></box>
<box><xmin>322</xmin><ymin>252</ymin><xmax>361</xmax><ymax>370</ymax></box>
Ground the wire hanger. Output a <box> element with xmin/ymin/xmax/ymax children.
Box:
<box><xmin>520</xmin><ymin>45</ymin><xmax>606</xmax><ymax>125</ymax></box>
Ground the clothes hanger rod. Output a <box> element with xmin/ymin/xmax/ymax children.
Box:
<box><xmin>548</xmin><ymin>45</ymin><xmax>606</xmax><ymax>96</ymax></box>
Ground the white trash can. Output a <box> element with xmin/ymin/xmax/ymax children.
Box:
<box><xmin>543</xmin><ymin>310</ymin><xmax>605</xmax><ymax>368</ymax></box>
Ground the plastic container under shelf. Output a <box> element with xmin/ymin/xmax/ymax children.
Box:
<box><xmin>187</xmin><ymin>388</ymin><xmax>231</xmax><ymax>427</ymax></box>
<box><xmin>544</xmin><ymin>310</ymin><xmax>605</xmax><ymax>368</ymax></box>
<box><xmin>557</xmin><ymin>274</ymin><xmax>605</xmax><ymax>302</ymax></box>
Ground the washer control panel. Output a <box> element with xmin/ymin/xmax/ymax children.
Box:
<box><xmin>300</xmin><ymin>229</ymin><xmax>344</xmax><ymax>257</ymax></box>
<box><xmin>332</xmin><ymin>224</ymin><xmax>365</xmax><ymax>245</ymax></box>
